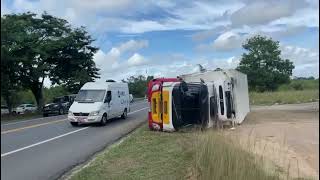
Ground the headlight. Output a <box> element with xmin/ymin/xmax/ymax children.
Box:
<box><xmin>89</xmin><ymin>111</ymin><xmax>99</xmax><ymax>116</ymax></box>
<box><xmin>68</xmin><ymin>111</ymin><xmax>73</xmax><ymax>116</ymax></box>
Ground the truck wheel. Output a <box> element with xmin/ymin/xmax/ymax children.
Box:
<box><xmin>100</xmin><ymin>114</ymin><xmax>107</xmax><ymax>126</ymax></box>
<box><xmin>121</xmin><ymin>109</ymin><xmax>127</xmax><ymax>119</ymax></box>
<box><xmin>70</xmin><ymin>122</ymin><xmax>78</xmax><ymax>127</ymax></box>
<box><xmin>43</xmin><ymin>113</ymin><xmax>48</xmax><ymax>117</ymax></box>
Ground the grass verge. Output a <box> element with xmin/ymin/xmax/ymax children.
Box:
<box><xmin>250</xmin><ymin>90</ymin><xmax>319</xmax><ymax>105</ymax></box>
<box><xmin>68</xmin><ymin>125</ymin><xmax>281</xmax><ymax>180</ymax></box>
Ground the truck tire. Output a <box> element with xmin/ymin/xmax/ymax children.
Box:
<box><xmin>43</xmin><ymin>113</ymin><xmax>48</xmax><ymax>117</ymax></box>
<box><xmin>121</xmin><ymin>109</ymin><xmax>127</xmax><ymax>119</ymax></box>
<box><xmin>100</xmin><ymin>114</ymin><xmax>107</xmax><ymax>126</ymax></box>
<box><xmin>70</xmin><ymin>122</ymin><xmax>78</xmax><ymax>127</ymax></box>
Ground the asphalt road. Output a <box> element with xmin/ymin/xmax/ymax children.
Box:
<box><xmin>1</xmin><ymin>100</ymin><xmax>149</xmax><ymax>180</ymax></box>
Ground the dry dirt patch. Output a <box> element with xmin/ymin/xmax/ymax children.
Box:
<box><xmin>226</xmin><ymin>102</ymin><xmax>319</xmax><ymax>179</ymax></box>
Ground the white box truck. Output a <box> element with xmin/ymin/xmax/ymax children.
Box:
<box><xmin>68</xmin><ymin>81</ymin><xmax>130</xmax><ymax>126</ymax></box>
<box><xmin>179</xmin><ymin>69</ymin><xmax>250</xmax><ymax>126</ymax></box>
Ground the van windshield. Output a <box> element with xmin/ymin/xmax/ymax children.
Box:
<box><xmin>75</xmin><ymin>90</ymin><xmax>106</xmax><ymax>102</ymax></box>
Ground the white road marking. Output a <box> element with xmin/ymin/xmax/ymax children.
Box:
<box><xmin>128</xmin><ymin>107</ymin><xmax>148</xmax><ymax>114</ymax></box>
<box><xmin>1</xmin><ymin>107</ymin><xmax>148</xmax><ymax>158</ymax></box>
<box><xmin>1</xmin><ymin>127</ymin><xmax>89</xmax><ymax>158</ymax></box>
<box><xmin>1</xmin><ymin>115</ymin><xmax>66</xmax><ymax>126</ymax></box>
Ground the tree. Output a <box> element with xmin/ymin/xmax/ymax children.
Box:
<box><xmin>1</xmin><ymin>15</ymin><xmax>23</xmax><ymax>112</ymax></box>
<box><xmin>123</xmin><ymin>75</ymin><xmax>153</xmax><ymax>97</ymax></box>
<box><xmin>1</xmin><ymin>12</ymin><xmax>99</xmax><ymax>109</ymax></box>
<box><xmin>236</xmin><ymin>35</ymin><xmax>294</xmax><ymax>91</ymax></box>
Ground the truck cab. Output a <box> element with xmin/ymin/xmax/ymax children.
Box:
<box><xmin>147</xmin><ymin>78</ymin><xmax>179</xmax><ymax>130</ymax></box>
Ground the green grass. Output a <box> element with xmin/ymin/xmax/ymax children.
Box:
<box><xmin>278</xmin><ymin>79</ymin><xmax>319</xmax><ymax>91</ymax></box>
<box><xmin>69</xmin><ymin>125</ymin><xmax>281</xmax><ymax>180</ymax></box>
<box><xmin>250</xmin><ymin>90</ymin><xmax>319</xmax><ymax>105</ymax></box>
<box><xmin>193</xmin><ymin>130</ymin><xmax>280</xmax><ymax>180</ymax></box>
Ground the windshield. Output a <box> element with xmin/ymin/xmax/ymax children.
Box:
<box><xmin>75</xmin><ymin>90</ymin><xmax>106</xmax><ymax>102</ymax></box>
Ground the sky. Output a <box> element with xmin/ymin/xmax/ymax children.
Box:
<box><xmin>1</xmin><ymin>0</ymin><xmax>319</xmax><ymax>86</ymax></box>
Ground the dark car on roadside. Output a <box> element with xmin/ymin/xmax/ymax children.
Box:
<box><xmin>43</xmin><ymin>95</ymin><xmax>76</xmax><ymax>117</ymax></box>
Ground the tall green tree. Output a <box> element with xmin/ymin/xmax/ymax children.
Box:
<box><xmin>1</xmin><ymin>12</ymin><xmax>99</xmax><ymax>109</ymax></box>
<box><xmin>236</xmin><ymin>35</ymin><xmax>294</xmax><ymax>91</ymax></box>
<box><xmin>122</xmin><ymin>75</ymin><xmax>154</xmax><ymax>97</ymax></box>
<box><xmin>1</xmin><ymin>15</ymin><xmax>23</xmax><ymax>112</ymax></box>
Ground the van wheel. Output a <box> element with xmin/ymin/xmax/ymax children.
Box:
<box><xmin>121</xmin><ymin>109</ymin><xmax>127</xmax><ymax>119</ymax></box>
<box><xmin>70</xmin><ymin>122</ymin><xmax>78</xmax><ymax>127</ymax></box>
<box><xmin>100</xmin><ymin>114</ymin><xmax>107</xmax><ymax>126</ymax></box>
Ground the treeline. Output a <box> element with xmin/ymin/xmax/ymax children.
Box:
<box><xmin>0</xmin><ymin>75</ymin><xmax>155</xmax><ymax>107</ymax></box>
<box><xmin>122</xmin><ymin>75</ymin><xmax>154</xmax><ymax>98</ymax></box>
<box><xmin>1</xmin><ymin>12</ymin><xmax>99</xmax><ymax>112</ymax></box>
<box><xmin>1</xmin><ymin>86</ymin><xmax>70</xmax><ymax>108</ymax></box>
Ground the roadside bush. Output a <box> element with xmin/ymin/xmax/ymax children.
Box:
<box><xmin>291</xmin><ymin>82</ymin><xmax>304</xmax><ymax>90</ymax></box>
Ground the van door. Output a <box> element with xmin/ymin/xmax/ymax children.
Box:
<box><xmin>113</xmin><ymin>89</ymin><xmax>121</xmax><ymax>117</ymax></box>
<box><xmin>105</xmin><ymin>90</ymin><xmax>113</xmax><ymax>118</ymax></box>
<box><xmin>118</xmin><ymin>89</ymin><xmax>125</xmax><ymax>116</ymax></box>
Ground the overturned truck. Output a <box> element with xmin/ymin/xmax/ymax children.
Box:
<box><xmin>147</xmin><ymin>69</ymin><xmax>250</xmax><ymax>131</ymax></box>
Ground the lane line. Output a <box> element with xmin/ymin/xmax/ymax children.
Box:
<box><xmin>1</xmin><ymin>119</ymin><xmax>67</xmax><ymax>135</ymax></box>
<box><xmin>1</xmin><ymin>127</ymin><xmax>89</xmax><ymax>158</ymax></box>
<box><xmin>1</xmin><ymin>107</ymin><xmax>148</xmax><ymax>158</ymax></box>
<box><xmin>1</xmin><ymin>107</ymin><xmax>148</xmax><ymax>134</ymax></box>
<box><xmin>128</xmin><ymin>107</ymin><xmax>148</xmax><ymax>114</ymax></box>
<box><xmin>130</xmin><ymin>101</ymin><xmax>148</xmax><ymax>106</ymax></box>
<box><xmin>1</xmin><ymin>115</ymin><xmax>66</xmax><ymax>126</ymax></box>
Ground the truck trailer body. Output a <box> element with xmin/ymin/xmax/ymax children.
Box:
<box><xmin>179</xmin><ymin>69</ymin><xmax>250</xmax><ymax>124</ymax></box>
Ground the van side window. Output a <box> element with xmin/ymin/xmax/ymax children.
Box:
<box><xmin>106</xmin><ymin>91</ymin><xmax>112</xmax><ymax>102</ymax></box>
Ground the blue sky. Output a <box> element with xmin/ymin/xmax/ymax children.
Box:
<box><xmin>1</xmin><ymin>0</ymin><xmax>319</xmax><ymax>85</ymax></box>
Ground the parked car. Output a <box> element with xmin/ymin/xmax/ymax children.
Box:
<box><xmin>1</xmin><ymin>105</ymin><xmax>9</xmax><ymax>115</ymax></box>
<box><xmin>68</xmin><ymin>81</ymin><xmax>130</xmax><ymax>126</ymax></box>
<box><xmin>13</xmin><ymin>104</ymin><xmax>37</xmax><ymax>114</ymax></box>
<box><xmin>43</xmin><ymin>95</ymin><xmax>76</xmax><ymax>117</ymax></box>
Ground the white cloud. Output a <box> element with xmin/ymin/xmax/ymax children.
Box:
<box><xmin>280</xmin><ymin>45</ymin><xmax>319</xmax><ymax>77</ymax></box>
<box><xmin>93</xmin><ymin>39</ymin><xmax>148</xmax><ymax>68</ymax></box>
<box><xmin>212</xmin><ymin>31</ymin><xmax>243</xmax><ymax>51</ymax></box>
<box><xmin>92</xmin><ymin>39</ymin><xmax>150</xmax><ymax>81</ymax></box>
<box><xmin>118</xmin><ymin>40</ymin><xmax>148</xmax><ymax>53</ymax></box>
<box><xmin>230</xmin><ymin>0</ymin><xmax>308</xmax><ymax>26</ymax></box>
<box><xmin>71</xmin><ymin>0</ymin><xmax>133</xmax><ymax>13</ymax></box>
<box><xmin>196</xmin><ymin>31</ymin><xmax>243</xmax><ymax>51</ymax></box>
<box><xmin>127</xmin><ymin>53</ymin><xmax>148</xmax><ymax>67</ymax></box>
<box><xmin>191</xmin><ymin>26</ymin><xmax>228</xmax><ymax>42</ymax></box>
<box><xmin>2</xmin><ymin>0</ymin><xmax>318</xmax><ymax>80</ymax></box>
<box><xmin>271</xmin><ymin>7</ymin><xmax>319</xmax><ymax>27</ymax></box>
